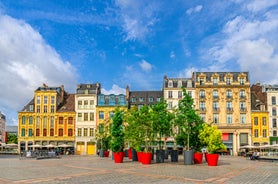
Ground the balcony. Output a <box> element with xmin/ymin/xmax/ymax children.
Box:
<box><xmin>213</xmin><ymin>96</ymin><xmax>219</xmax><ymax>100</ymax></box>
<box><xmin>226</xmin><ymin>95</ymin><xmax>233</xmax><ymax>100</ymax></box>
<box><xmin>240</xmin><ymin>95</ymin><xmax>246</xmax><ymax>99</ymax></box>
<box><xmin>213</xmin><ymin>107</ymin><xmax>220</xmax><ymax>113</ymax></box>
<box><xmin>199</xmin><ymin>107</ymin><xmax>206</xmax><ymax>112</ymax></box>
<box><xmin>226</xmin><ymin>107</ymin><xmax>233</xmax><ymax>113</ymax></box>
<box><xmin>240</xmin><ymin>108</ymin><xmax>247</xmax><ymax>112</ymax></box>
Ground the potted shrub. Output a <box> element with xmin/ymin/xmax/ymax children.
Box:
<box><xmin>110</xmin><ymin>109</ymin><xmax>125</xmax><ymax>163</ymax></box>
<box><xmin>174</xmin><ymin>88</ymin><xmax>205</xmax><ymax>165</ymax></box>
<box><xmin>96</xmin><ymin>123</ymin><xmax>110</xmax><ymax>157</ymax></box>
<box><xmin>198</xmin><ymin>123</ymin><xmax>226</xmax><ymax>166</ymax></box>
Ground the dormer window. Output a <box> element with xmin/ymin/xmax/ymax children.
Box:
<box><xmin>240</xmin><ymin>78</ymin><xmax>244</xmax><ymax>85</ymax></box>
<box><xmin>200</xmin><ymin>78</ymin><xmax>204</xmax><ymax>85</ymax></box>
<box><xmin>226</xmin><ymin>78</ymin><xmax>231</xmax><ymax>85</ymax></box>
<box><xmin>213</xmin><ymin>78</ymin><xmax>218</xmax><ymax>85</ymax></box>
<box><xmin>168</xmin><ymin>81</ymin><xmax>173</xmax><ymax>88</ymax></box>
<box><xmin>178</xmin><ymin>80</ymin><xmax>182</xmax><ymax>88</ymax></box>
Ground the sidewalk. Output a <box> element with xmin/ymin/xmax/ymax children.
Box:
<box><xmin>0</xmin><ymin>155</ymin><xmax>277</xmax><ymax>183</ymax></box>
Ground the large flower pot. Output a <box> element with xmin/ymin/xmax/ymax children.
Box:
<box><xmin>137</xmin><ymin>152</ymin><xmax>143</xmax><ymax>162</ymax></box>
<box><xmin>194</xmin><ymin>152</ymin><xmax>203</xmax><ymax>164</ymax></box>
<box><xmin>104</xmin><ymin>151</ymin><xmax>109</xmax><ymax>157</ymax></box>
<box><xmin>114</xmin><ymin>152</ymin><xmax>124</xmax><ymax>163</ymax></box>
<box><xmin>141</xmin><ymin>152</ymin><xmax>152</xmax><ymax>164</ymax></box>
<box><xmin>164</xmin><ymin>149</ymin><xmax>169</xmax><ymax>159</ymax></box>
<box><xmin>171</xmin><ymin>150</ymin><xmax>179</xmax><ymax>162</ymax></box>
<box><xmin>128</xmin><ymin>148</ymin><xmax>132</xmax><ymax>159</ymax></box>
<box><xmin>156</xmin><ymin>149</ymin><xmax>165</xmax><ymax>163</ymax></box>
<box><xmin>183</xmin><ymin>150</ymin><xmax>194</xmax><ymax>165</ymax></box>
<box><xmin>132</xmin><ymin>149</ymin><xmax>138</xmax><ymax>161</ymax></box>
<box><xmin>206</xmin><ymin>153</ymin><xmax>219</xmax><ymax>166</ymax></box>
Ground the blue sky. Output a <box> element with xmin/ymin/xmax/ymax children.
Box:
<box><xmin>0</xmin><ymin>0</ymin><xmax>278</xmax><ymax>125</ymax></box>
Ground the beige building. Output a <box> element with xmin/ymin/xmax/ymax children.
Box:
<box><xmin>193</xmin><ymin>72</ymin><xmax>252</xmax><ymax>155</ymax></box>
<box><xmin>75</xmin><ymin>83</ymin><xmax>101</xmax><ymax>155</ymax></box>
<box><xmin>0</xmin><ymin>112</ymin><xmax>6</xmax><ymax>143</ymax></box>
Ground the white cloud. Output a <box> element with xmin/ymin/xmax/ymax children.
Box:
<box><xmin>170</xmin><ymin>51</ymin><xmax>176</xmax><ymax>59</ymax></box>
<box><xmin>101</xmin><ymin>84</ymin><xmax>126</xmax><ymax>95</ymax></box>
<box><xmin>115</xmin><ymin>0</ymin><xmax>160</xmax><ymax>41</ymax></box>
<box><xmin>0</xmin><ymin>14</ymin><xmax>77</xmax><ymax>124</ymax></box>
<box><xmin>186</xmin><ymin>5</ymin><xmax>203</xmax><ymax>15</ymax></box>
<box><xmin>246</xmin><ymin>0</ymin><xmax>278</xmax><ymax>12</ymax></box>
<box><xmin>139</xmin><ymin>59</ymin><xmax>152</xmax><ymax>72</ymax></box>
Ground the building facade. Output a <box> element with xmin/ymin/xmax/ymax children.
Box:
<box><xmin>0</xmin><ymin>112</ymin><xmax>6</xmax><ymax>143</ymax></box>
<box><xmin>18</xmin><ymin>84</ymin><xmax>75</xmax><ymax>153</ymax></box>
<box><xmin>263</xmin><ymin>84</ymin><xmax>278</xmax><ymax>144</ymax></box>
<box><xmin>193</xmin><ymin>72</ymin><xmax>252</xmax><ymax>155</ymax></box>
<box><xmin>75</xmin><ymin>83</ymin><xmax>100</xmax><ymax>155</ymax></box>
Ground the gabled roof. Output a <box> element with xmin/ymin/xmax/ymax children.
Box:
<box><xmin>57</xmin><ymin>94</ymin><xmax>75</xmax><ymax>112</ymax></box>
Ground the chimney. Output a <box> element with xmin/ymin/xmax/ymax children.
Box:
<box><xmin>126</xmin><ymin>85</ymin><xmax>129</xmax><ymax>100</ymax></box>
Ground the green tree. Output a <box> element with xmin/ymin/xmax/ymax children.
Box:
<box><xmin>7</xmin><ymin>134</ymin><xmax>18</xmax><ymax>144</ymax></box>
<box><xmin>174</xmin><ymin>87</ymin><xmax>204</xmax><ymax>151</ymax></box>
<box><xmin>110</xmin><ymin>109</ymin><xmax>125</xmax><ymax>153</ymax></box>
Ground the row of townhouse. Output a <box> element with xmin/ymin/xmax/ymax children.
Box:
<box><xmin>17</xmin><ymin>72</ymin><xmax>278</xmax><ymax>156</ymax></box>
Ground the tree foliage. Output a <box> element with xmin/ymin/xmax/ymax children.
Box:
<box><xmin>110</xmin><ymin>109</ymin><xmax>125</xmax><ymax>153</ymax></box>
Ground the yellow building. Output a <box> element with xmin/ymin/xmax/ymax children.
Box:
<box><xmin>18</xmin><ymin>84</ymin><xmax>75</xmax><ymax>153</ymax></box>
<box><xmin>194</xmin><ymin>72</ymin><xmax>252</xmax><ymax>155</ymax></box>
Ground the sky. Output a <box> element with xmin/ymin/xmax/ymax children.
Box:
<box><xmin>0</xmin><ymin>0</ymin><xmax>278</xmax><ymax>125</ymax></box>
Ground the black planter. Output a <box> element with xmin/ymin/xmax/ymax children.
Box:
<box><xmin>99</xmin><ymin>149</ymin><xmax>104</xmax><ymax>157</ymax></box>
<box><xmin>156</xmin><ymin>149</ymin><xmax>165</xmax><ymax>163</ymax></box>
<box><xmin>125</xmin><ymin>150</ymin><xmax>128</xmax><ymax>157</ymax></box>
<box><xmin>132</xmin><ymin>149</ymin><xmax>138</xmax><ymax>161</ymax></box>
<box><xmin>171</xmin><ymin>150</ymin><xmax>179</xmax><ymax>162</ymax></box>
<box><xmin>164</xmin><ymin>149</ymin><xmax>169</xmax><ymax>159</ymax></box>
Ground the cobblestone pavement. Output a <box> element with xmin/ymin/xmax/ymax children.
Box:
<box><xmin>0</xmin><ymin>155</ymin><xmax>277</xmax><ymax>184</ymax></box>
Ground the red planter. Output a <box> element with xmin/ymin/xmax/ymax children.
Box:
<box><xmin>128</xmin><ymin>148</ymin><xmax>132</xmax><ymax>159</ymax></box>
<box><xmin>104</xmin><ymin>151</ymin><xmax>109</xmax><ymax>157</ymax></box>
<box><xmin>137</xmin><ymin>152</ymin><xmax>143</xmax><ymax>162</ymax></box>
<box><xmin>206</xmin><ymin>153</ymin><xmax>219</xmax><ymax>166</ymax></box>
<box><xmin>194</xmin><ymin>152</ymin><xmax>203</xmax><ymax>164</ymax></box>
<box><xmin>141</xmin><ymin>152</ymin><xmax>152</xmax><ymax>165</ymax></box>
<box><xmin>114</xmin><ymin>152</ymin><xmax>124</xmax><ymax>163</ymax></box>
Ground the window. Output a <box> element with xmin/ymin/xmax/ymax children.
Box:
<box><xmin>272</xmin><ymin>96</ymin><xmax>276</xmax><ymax>105</ymax></box>
<box><xmin>272</xmin><ymin>107</ymin><xmax>277</xmax><ymax>116</ymax></box>
<box><xmin>213</xmin><ymin>90</ymin><xmax>218</xmax><ymax>98</ymax></box>
<box><xmin>84</xmin><ymin>128</ymin><xmax>88</xmax><ymax>136</ymax></box>
<box><xmin>178</xmin><ymin>80</ymin><xmax>182</xmax><ymax>88</ymax></box>
<box><xmin>99</xmin><ymin>111</ymin><xmax>104</xmax><ymax>119</ymax></box>
<box><xmin>68</xmin><ymin>117</ymin><xmax>73</xmax><ymax>125</ymax></box>
<box><xmin>36</xmin><ymin>105</ymin><xmax>40</xmax><ymax>113</ymax></box>
<box><xmin>28</xmin><ymin>129</ymin><xmax>33</xmax><ymax>137</ymax></box>
<box><xmin>51</xmin><ymin>96</ymin><xmax>55</xmax><ymax>104</ymax></box>
<box><xmin>254</xmin><ymin>129</ymin><xmax>258</xmax><ymax>137</ymax></box>
<box><xmin>21</xmin><ymin>128</ymin><xmax>25</xmax><ymax>136</ymax></box>
<box><xmin>59</xmin><ymin>117</ymin><xmax>63</xmax><ymax>124</ymax></box>
<box><xmin>149</xmin><ymin>97</ymin><xmax>154</xmax><ymax>102</ymax></box>
<box><xmin>200</xmin><ymin>114</ymin><xmax>206</xmax><ymax>121</ymax></box>
<box><xmin>157</xmin><ymin>97</ymin><xmax>161</xmax><ymax>102</ymax></box>
<box><xmin>90</xmin><ymin>113</ymin><xmax>94</xmax><ymax>121</ymax></box>
<box><xmin>240</xmin><ymin>90</ymin><xmax>245</xmax><ymax>98</ymax></box>
<box><xmin>78</xmin><ymin>113</ymin><xmax>82</xmax><ymax>121</ymax></box>
<box><xmin>199</xmin><ymin>102</ymin><xmax>206</xmax><ymax>111</ymax></box>
<box><xmin>273</xmin><ymin>130</ymin><xmax>277</xmax><ymax>137</ymax></box>
<box><xmin>227</xmin><ymin>114</ymin><xmax>232</xmax><ymax>124</ymax></box>
<box><xmin>168</xmin><ymin>102</ymin><xmax>172</xmax><ymax>110</ymax></box>
<box><xmin>168</xmin><ymin>81</ymin><xmax>173</xmax><ymax>87</ymax></box>
<box><xmin>273</xmin><ymin>118</ymin><xmax>277</xmax><ymax>128</ymax></box>
<box><xmin>43</xmin><ymin>116</ymin><xmax>47</xmax><ymax>128</ymax></box>
<box><xmin>37</xmin><ymin>96</ymin><xmax>41</xmax><ymax>104</ymax></box>
<box><xmin>213</xmin><ymin>114</ymin><xmax>219</xmax><ymax>124</ymax></box>
<box><xmin>84</xmin><ymin>113</ymin><xmax>88</xmax><ymax>121</ymax></box>
<box><xmin>77</xmin><ymin>128</ymin><xmax>82</xmax><ymax>136</ymax></box>
<box><xmin>22</xmin><ymin>116</ymin><xmax>26</xmax><ymax>125</ymax></box>
<box><xmin>262</xmin><ymin>129</ymin><xmax>267</xmax><ymax>137</ymax></box>
<box><xmin>226</xmin><ymin>102</ymin><xmax>232</xmax><ymax>110</ymax></box>
<box><xmin>78</xmin><ymin>100</ymin><xmax>82</xmax><ymax>109</ymax></box>
<box><xmin>36</xmin><ymin>128</ymin><xmax>40</xmax><ymax>136</ymax></box>
<box><xmin>29</xmin><ymin>116</ymin><xmax>33</xmax><ymax>125</ymax></box>
<box><xmin>199</xmin><ymin>90</ymin><xmax>205</xmax><ymax>98</ymax></box>
<box><xmin>178</xmin><ymin>91</ymin><xmax>182</xmax><ymax>98</ymax></box>
<box><xmin>240</xmin><ymin>102</ymin><xmax>246</xmax><ymax>111</ymax></box>
<box><xmin>50</xmin><ymin>116</ymin><xmax>54</xmax><ymax>127</ymax></box>
<box><xmin>84</xmin><ymin>100</ymin><xmax>88</xmax><ymax>109</ymax></box>
<box><xmin>36</xmin><ymin>117</ymin><xmax>40</xmax><ymax>127</ymax></box>
<box><xmin>240</xmin><ymin>78</ymin><xmax>244</xmax><ymax>85</ymax></box>
<box><xmin>188</xmin><ymin>91</ymin><xmax>192</xmax><ymax>97</ymax></box>
<box><xmin>109</xmin><ymin>111</ymin><xmax>114</xmax><ymax>119</ymax></box>
<box><xmin>131</xmin><ymin>97</ymin><xmax>136</xmax><ymax>102</ymax></box>
<box><xmin>68</xmin><ymin>129</ymin><xmax>73</xmax><ymax>136</ymax></box>
<box><xmin>213</xmin><ymin>78</ymin><xmax>218</xmax><ymax>85</ymax></box>
<box><xmin>44</xmin><ymin>96</ymin><xmax>48</xmax><ymax>104</ymax></box>
<box><xmin>89</xmin><ymin>128</ymin><xmax>94</xmax><ymax>136</ymax></box>
<box><xmin>139</xmin><ymin>97</ymin><xmax>144</xmax><ymax>102</ymax></box>
<box><xmin>213</xmin><ymin>102</ymin><xmax>219</xmax><ymax>110</ymax></box>
<box><xmin>254</xmin><ymin>117</ymin><xmax>258</xmax><ymax>126</ymax></box>
<box><xmin>200</xmin><ymin>78</ymin><xmax>204</xmax><ymax>85</ymax></box>
<box><xmin>226</xmin><ymin>78</ymin><xmax>231</xmax><ymax>85</ymax></box>
<box><xmin>240</xmin><ymin>133</ymin><xmax>248</xmax><ymax>145</ymax></box>
<box><xmin>168</xmin><ymin>91</ymin><xmax>173</xmax><ymax>98</ymax></box>
<box><xmin>240</xmin><ymin>114</ymin><xmax>246</xmax><ymax>124</ymax></box>
<box><xmin>226</xmin><ymin>90</ymin><xmax>232</xmax><ymax>98</ymax></box>
<box><xmin>58</xmin><ymin>129</ymin><xmax>63</xmax><ymax>136</ymax></box>
<box><xmin>29</xmin><ymin>105</ymin><xmax>34</xmax><ymax>111</ymax></box>
<box><xmin>43</xmin><ymin>128</ymin><xmax>47</xmax><ymax>136</ymax></box>
<box><xmin>51</xmin><ymin>105</ymin><xmax>55</xmax><ymax>113</ymax></box>
<box><xmin>90</xmin><ymin>100</ymin><xmax>94</xmax><ymax>108</ymax></box>
<box><xmin>44</xmin><ymin>105</ymin><xmax>47</xmax><ymax>113</ymax></box>
<box><xmin>50</xmin><ymin>128</ymin><xmax>54</xmax><ymax>136</ymax></box>
<box><xmin>262</xmin><ymin>117</ymin><xmax>266</xmax><ymax>126</ymax></box>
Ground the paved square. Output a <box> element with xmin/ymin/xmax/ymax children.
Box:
<box><xmin>0</xmin><ymin>155</ymin><xmax>277</xmax><ymax>183</ymax></box>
